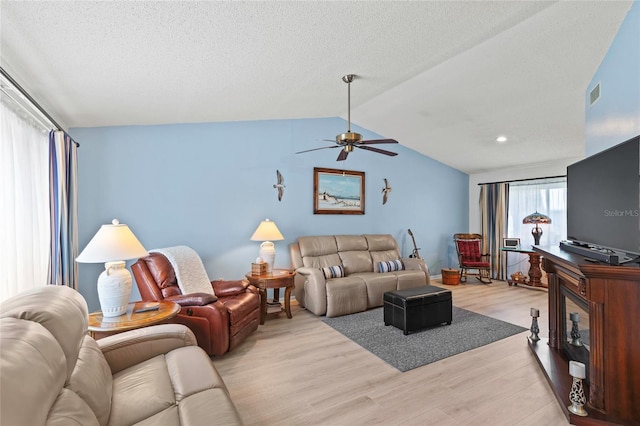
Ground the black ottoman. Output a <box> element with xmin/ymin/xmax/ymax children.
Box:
<box><xmin>383</xmin><ymin>285</ymin><xmax>452</xmax><ymax>335</ymax></box>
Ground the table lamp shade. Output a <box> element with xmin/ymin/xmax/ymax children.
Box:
<box><xmin>76</xmin><ymin>219</ymin><xmax>148</xmax><ymax>263</ymax></box>
<box><xmin>522</xmin><ymin>211</ymin><xmax>551</xmax><ymax>245</ymax></box>
<box><xmin>522</xmin><ymin>211</ymin><xmax>552</xmax><ymax>225</ymax></box>
<box><xmin>250</xmin><ymin>219</ymin><xmax>284</xmax><ymax>273</ymax></box>
<box><xmin>76</xmin><ymin>219</ymin><xmax>148</xmax><ymax>317</ymax></box>
<box><xmin>250</xmin><ymin>219</ymin><xmax>284</xmax><ymax>242</ymax></box>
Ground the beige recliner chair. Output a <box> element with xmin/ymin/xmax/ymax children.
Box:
<box><xmin>0</xmin><ymin>285</ymin><xmax>242</xmax><ymax>425</ymax></box>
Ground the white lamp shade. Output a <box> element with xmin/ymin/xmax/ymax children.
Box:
<box><xmin>76</xmin><ymin>219</ymin><xmax>148</xmax><ymax>263</ymax></box>
<box><xmin>250</xmin><ymin>219</ymin><xmax>284</xmax><ymax>242</ymax></box>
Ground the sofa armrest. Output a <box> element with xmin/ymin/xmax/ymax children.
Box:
<box><xmin>165</xmin><ymin>293</ymin><xmax>218</xmax><ymax>306</ymax></box>
<box><xmin>98</xmin><ymin>324</ymin><xmax>198</xmax><ymax>374</ymax></box>
<box><xmin>402</xmin><ymin>258</ymin><xmax>431</xmax><ymax>284</ymax></box>
<box><xmin>296</xmin><ymin>267</ymin><xmax>328</xmax><ymax>315</ymax></box>
<box><xmin>211</xmin><ymin>279</ymin><xmax>250</xmax><ymax>297</ymax></box>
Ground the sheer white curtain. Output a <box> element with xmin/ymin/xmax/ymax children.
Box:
<box><xmin>506</xmin><ymin>178</ymin><xmax>567</xmax><ymax>278</ymax></box>
<box><xmin>0</xmin><ymin>101</ymin><xmax>50</xmax><ymax>302</ymax></box>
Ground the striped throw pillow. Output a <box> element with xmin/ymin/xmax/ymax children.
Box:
<box><xmin>322</xmin><ymin>265</ymin><xmax>345</xmax><ymax>279</ymax></box>
<box><xmin>378</xmin><ymin>259</ymin><xmax>404</xmax><ymax>273</ymax></box>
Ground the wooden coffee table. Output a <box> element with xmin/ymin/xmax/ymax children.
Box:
<box><xmin>88</xmin><ymin>300</ymin><xmax>180</xmax><ymax>338</ymax></box>
<box><xmin>245</xmin><ymin>269</ymin><xmax>296</xmax><ymax>325</ymax></box>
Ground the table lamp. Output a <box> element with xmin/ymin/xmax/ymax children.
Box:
<box><xmin>250</xmin><ymin>218</ymin><xmax>284</xmax><ymax>273</ymax></box>
<box><xmin>76</xmin><ymin>219</ymin><xmax>148</xmax><ymax>317</ymax></box>
<box><xmin>522</xmin><ymin>211</ymin><xmax>551</xmax><ymax>245</ymax></box>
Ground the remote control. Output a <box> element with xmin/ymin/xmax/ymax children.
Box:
<box><xmin>135</xmin><ymin>305</ymin><xmax>160</xmax><ymax>313</ymax></box>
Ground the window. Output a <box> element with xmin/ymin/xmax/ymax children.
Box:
<box><xmin>0</xmin><ymin>99</ymin><xmax>50</xmax><ymax>302</ymax></box>
<box><xmin>506</xmin><ymin>178</ymin><xmax>567</xmax><ymax>277</ymax></box>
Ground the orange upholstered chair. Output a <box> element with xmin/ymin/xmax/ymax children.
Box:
<box><xmin>453</xmin><ymin>233</ymin><xmax>492</xmax><ymax>284</ymax></box>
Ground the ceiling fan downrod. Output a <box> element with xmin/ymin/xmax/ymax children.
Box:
<box><xmin>342</xmin><ymin>74</ymin><xmax>356</xmax><ymax>133</ymax></box>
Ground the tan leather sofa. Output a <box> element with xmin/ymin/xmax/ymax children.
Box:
<box><xmin>0</xmin><ymin>285</ymin><xmax>242</xmax><ymax>426</ymax></box>
<box><xmin>290</xmin><ymin>234</ymin><xmax>430</xmax><ymax>317</ymax></box>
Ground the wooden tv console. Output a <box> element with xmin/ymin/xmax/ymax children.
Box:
<box><xmin>532</xmin><ymin>246</ymin><xmax>640</xmax><ymax>425</ymax></box>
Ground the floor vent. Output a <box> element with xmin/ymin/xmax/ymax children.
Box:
<box><xmin>589</xmin><ymin>82</ymin><xmax>601</xmax><ymax>106</ymax></box>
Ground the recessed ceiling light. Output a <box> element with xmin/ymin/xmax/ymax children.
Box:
<box><xmin>496</xmin><ymin>136</ymin><xmax>508</xmax><ymax>143</ymax></box>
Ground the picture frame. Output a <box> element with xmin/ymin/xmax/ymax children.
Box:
<box><xmin>313</xmin><ymin>167</ymin><xmax>365</xmax><ymax>215</ymax></box>
<box><xmin>502</xmin><ymin>237</ymin><xmax>521</xmax><ymax>250</ymax></box>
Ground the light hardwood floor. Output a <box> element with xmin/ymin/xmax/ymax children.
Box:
<box><xmin>212</xmin><ymin>279</ymin><xmax>570</xmax><ymax>425</ymax></box>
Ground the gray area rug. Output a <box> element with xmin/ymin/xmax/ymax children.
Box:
<box><xmin>322</xmin><ymin>307</ymin><xmax>527</xmax><ymax>372</ymax></box>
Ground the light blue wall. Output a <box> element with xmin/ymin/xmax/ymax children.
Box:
<box><xmin>585</xmin><ymin>1</ymin><xmax>640</xmax><ymax>154</ymax></box>
<box><xmin>71</xmin><ymin>117</ymin><xmax>468</xmax><ymax>311</ymax></box>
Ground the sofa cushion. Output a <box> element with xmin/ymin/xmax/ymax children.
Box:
<box><xmin>0</xmin><ymin>285</ymin><xmax>88</xmax><ymax>381</ymax></box>
<box><xmin>395</xmin><ymin>270</ymin><xmax>430</xmax><ymax>290</ymax></box>
<box><xmin>370</xmin><ymin>249</ymin><xmax>402</xmax><ymax>268</ymax></box>
<box><xmin>326</xmin><ymin>277</ymin><xmax>367</xmax><ymax>317</ymax></box>
<box><xmin>335</xmin><ymin>235</ymin><xmax>368</xmax><ymax>252</ymax></box>
<box><xmin>68</xmin><ymin>336</ymin><xmax>113</xmax><ymax>426</ymax></box>
<box><xmin>302</xmin><ymin>253</ymin><xmax>342</xmax><ymax>269</ymax></box>
<box><xmin>322</xmin><ymin>265</ymin><xmax>345</xmax><ymax>279</ymax></box>
<box><xmin>456</xmin><ymin>239</ymin><xmax>483</xmax><ymax>262</ymax></box>
<box><xmin>0</xmin><ymin>317</ymin><xmax>70</xmax><ymax>426</ymax></box>
<box><xmin>109</xmin><ymin>345</ymin><xmax>234</xmax><ymax>425</ymax></box>
<box><xmin>298</xmin><ymin>235</ymin><xmax>338</xmax><ymax>257</ymax></box>
<box><xmin>339</xmin><ymin>251</ymin><xmax>373</xmax><ymax>274</ymax></box>
<box><xmin>351</xmin><ymin>272</ymin><xmax>398</xmax><ymax>308</ymax></box>
<box><xmin>49</xmin><ymin>388</ymin><xmax>100</xmax><ymax>426</ymax></box>
<box><xmin>144</xmin><ymin>252</ymin><xmax>178</xmax><ymax>289</ymax></box>
<box><xmin>365</xmin><ymin>234</ymin><xmax>399</xmax><ymax>251</ymax></box>
<box><xmin>0</xmin><ymin>287</ymin><xmax>104</xmax><ymax>426</ymax></box>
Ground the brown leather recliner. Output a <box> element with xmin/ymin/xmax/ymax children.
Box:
<box><xmin>132</xmin><ymin>252</ymin><xmax>260</xmax><ymax>356</ymax></box>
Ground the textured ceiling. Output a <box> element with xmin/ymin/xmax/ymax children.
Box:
<box><xmin>0</xmin><ymin>1</ymin><xmax>633</xmax><ymax>173</ymax></box>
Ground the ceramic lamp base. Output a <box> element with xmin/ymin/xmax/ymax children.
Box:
<box><xmin>97</xmin><ymin>261</ymin><xmax>132</xmax><ymax>317</ymax></box>
<box><xmin>259</xmin><ymin>241</ymin><xmax>275</xmax><ymax>273</ymax></box>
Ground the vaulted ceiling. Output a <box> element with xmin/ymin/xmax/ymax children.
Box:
<box><xmin>0</xmin><ymin>1</ymin><xmax>633</xmax><ymax>173</ymax></box>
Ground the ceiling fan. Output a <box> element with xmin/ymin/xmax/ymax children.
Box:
<box><xmin>296</xmin><ymin>74</ymin><xmax>399</xmax><ymax>161</ymax></box>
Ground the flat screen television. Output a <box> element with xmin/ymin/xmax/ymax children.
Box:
<box><xmin>566</xmin><ymin>135</ymin><xmax>640</xmax><ymax>262</ymax></box>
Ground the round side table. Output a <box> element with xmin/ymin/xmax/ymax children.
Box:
<box><xmin>245</xmin><ymin>269</ymin><xmax>296</xmax><ymax>325</ymax></box>
<box><xmin>88</xmin><ymin>300</ymin><xmax>180</xmax><ymax>338</ymax></box>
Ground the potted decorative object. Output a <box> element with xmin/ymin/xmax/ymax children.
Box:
<box><xmin>509</xmin><ymin>271</ymin><xmax>527</xmax><ymax>286</ymax></box>
<box><xmin>441</xmin><ymin>268</ymin><xmax>460</xmax><ymax>285</ymax></box>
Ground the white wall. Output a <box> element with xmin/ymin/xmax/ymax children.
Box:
<box><xmin>468</xmin><ymin>158</ymin><xmax>580</xmax><ymax>233</ymax></box>
<box><xmin>71</xmin><ymin>117</ymin><xmax>468</xmax><ymax>311</ymax></box>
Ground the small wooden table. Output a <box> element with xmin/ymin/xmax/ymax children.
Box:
<box><xmin>88</xmin><ymin>300</ymin><xmax>180</xmax><ymax>338</ymax></box>
<box><xmin>502</xmin><ymin>248</ymin><xmax>546</xmax><ymax>288</ymax></box>
<box><xmin>245</xmin><ymin>269</ymin><xmax>296</xmax><ymax>325</ymax></box>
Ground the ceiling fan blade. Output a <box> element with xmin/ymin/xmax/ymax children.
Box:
<box><xmin>360</xmin><ymin>138</ymin><xmax>399</xmax><ymax>145</ymax></box>
<box><xmin>356</xmin><ymin>145</ymin><xmax>398</xmax><ymax>156</ymax></box>
<box><xmin>337</xmin><ymin>149</ymin><xmax>349</xmax><ymax>161</ymax></box>
<box><xmin>295</xmin><ymin>145</ymin><xmax>340</xmax><ymax>154</ymax></box>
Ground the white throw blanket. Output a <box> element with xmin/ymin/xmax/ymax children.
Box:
<box><xmin>151</xmin><ymin>246</ymin><xmax>215</xmax><ymax>296</ymax></box>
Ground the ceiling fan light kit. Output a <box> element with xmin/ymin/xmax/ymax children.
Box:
<box><xmin>296</xmin><ymin>74</ymin><xmax>399</xmax><ymax>161</ymax></box>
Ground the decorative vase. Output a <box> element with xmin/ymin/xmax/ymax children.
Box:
<box><xmin>97</xmin><ymin>261</ymin><xmax>132</xmax><ymax>317</ymax></box>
